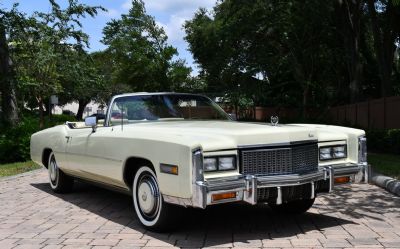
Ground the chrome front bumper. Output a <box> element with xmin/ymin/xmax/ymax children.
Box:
<box><xmin>189</xmin><ymin>163</ymin><xmax>369</xmax><ymax>209</ymax></box>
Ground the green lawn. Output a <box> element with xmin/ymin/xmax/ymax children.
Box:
<box><xmin>0</xmin><ymin>161</ymin><xmax>41</xmax><ymax>177</ymax></box>
<box><xmin>368</xmin><ymin>153</ymin><xmax>400</xmax><ymax>180</ymax></box>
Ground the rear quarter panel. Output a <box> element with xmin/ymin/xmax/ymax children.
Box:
<box><xmin>30</xmin><ymin>125</ymin><xmax>69</xmax><ymax>168</ymax></box>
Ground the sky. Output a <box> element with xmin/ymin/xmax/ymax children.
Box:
<box><xmin>1</xmin><ymin>0</ymin><xmax>216</xmax><ymax>73</ymax></box>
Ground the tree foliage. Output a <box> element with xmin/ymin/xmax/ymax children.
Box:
<box><xmin>1</xmin><ymin>1</ymin><xmax>105</xmax><ymax>126</ymax></box>
<box><xmin>58</xmin><ymin>50</ymin><xmax>107</xmax><ymax>120</ymax></box>
<box><xmin>185</xmin><ymin>0</ymin><xmax>400</xmax><ymax>110</ymax></box>
<box><xmin>101</xmin><ymin>0</ymin><xmax>191</xmax><ymax>93</ymax></box>
<box><xmin>1</xmin><ymin>0</ymin><xmax>400</xmax><ymax>130</ymax></box>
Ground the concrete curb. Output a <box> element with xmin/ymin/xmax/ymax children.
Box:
<box><xmin>370</xmin><ymin>172</ymin><xmax>400</xmax><ymax>197</ymax></box>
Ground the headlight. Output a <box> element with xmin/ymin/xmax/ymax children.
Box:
<box><xmin>218</xmin><ymin>157</ymin><xmax>236</xmax><ymax>170</ymax></box>
<box><xmin>319</xmin><ymin>145</ymin><xmax>347</xmax><ymax>161</ymax></box>
<box><xmin>319</xmin><ymin>147</ymin><xmax>332</xmax><ymax>160</ymax></box>
<box><xmin>358</xmin><ymin>136</ymin><xmax>367</xmax><ymax>165</ymax></box>
<box><xmin>204</xmin><ymin>156</ymin><xmax>236</xmax><ymax>172</ymax></box>
<box><xmin>204</xmin><ymin>157</ymin><xmax>217</xmax><ymax>171</ymax></box>
<box><xmin>333</xmin><ymin>145</ymin><xmax>346</xmax><ymax>158</ymax></box>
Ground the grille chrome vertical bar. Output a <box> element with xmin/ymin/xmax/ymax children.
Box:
<box><xmin>244</xmin><ymin>175</ymin><xmax>257</xmax><ymax>205</ymax></box>
<box><xmin>310</xmin><ymin>181</ymin><xmax>315</xmax><ymax>199</ymax></box>
<box><xmin>328</xmin><ymin>166</ymin><xmax>334</xmax><ymax>192</ymax></box>
<box><xmin>276</xmin><ymin>186</ymin><xmax>282</xmax><ymax>205</ymax></box>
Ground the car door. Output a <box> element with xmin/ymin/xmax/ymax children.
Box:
<box><xmin>65</xmin><ymin>126</ymin><xmax>123</xmax><ymax>186</ymax></box>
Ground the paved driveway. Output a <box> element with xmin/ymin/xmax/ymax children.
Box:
<box><xmin>0</xmin><ymin>169</ymin><xmax>400</xmax><ymax>249</ymax></box>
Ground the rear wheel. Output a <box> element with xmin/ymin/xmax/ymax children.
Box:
<box><xmin>48</xmin><ymin>152</ymin><xmax>74</xmax><ymax>193</ymax></box>
<box><xmin>132</xmin><ymin>166</ymin><xmax>178</xmax><ymax>231</ymax></box>
<box><xmin>269</xmin><ymin>198</ymin><xmax>315</xmax><ymax>214</ymax></box>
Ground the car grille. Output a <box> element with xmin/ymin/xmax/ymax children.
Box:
<box><xmin>240</xmin><ymin>142</ymin><xmax>318</xmax><ymax>176</ymax></box>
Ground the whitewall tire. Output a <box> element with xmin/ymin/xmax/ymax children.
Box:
<box><xmin>48</xmin><ymin>152</ymin><xmax>74</xmax><ymax>193</ymax></box>
<box><xmin>132</xmin><ymin>166</ymin><xmax>178</xmax><ymax>231</ymax></box>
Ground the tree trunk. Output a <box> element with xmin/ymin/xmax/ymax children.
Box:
<box><xmin>0</xmin><ymin>21</ymin><xmax>19</xmax><ymax>126</ymax></box>
<box><xmin>336</xmin><ymin>0</ymin><xmax>363</xmax><ymax>103</ymax></box>
<box><xmin>76</xmin><ymin>100</ymin><xmax>89</xmax><ymax>121</ymax></box>
<box><xmin>291</xmin><ymin>52</ymin><xmax>309</xmax><ymax>119</ymax></box>
<box><xmin>38</xmin><ymin>97</ymin><xmax>44</xmax><ymax>129</ymax></box>
<box><xmin>302</xmin><ymin>84</ymin><xmax>310</xmax><ymax>120</ymax></box>
<box><xmin>367</xmin><ymin>0</ymin><xmax>396</xmax><ymax>97</ymax></box>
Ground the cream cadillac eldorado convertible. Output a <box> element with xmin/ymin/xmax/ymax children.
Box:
<box><xmin>30</xmin><ymin>92</ymin><xmax>369</xmax><ymax>230</ymax></box>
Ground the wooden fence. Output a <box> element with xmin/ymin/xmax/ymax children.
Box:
<box><xmin>224</xmin><ymin>106</ymin><xmax>306</xmax><ymax>121</ymax></box>
<box><xmin>222</xmin><ymin>96</ymin><xmax>400</xmax><ymax>129</ymax></box>
<box><xmin>329</xmin><ymin>96</ymin><xmax>400</xmax><ymax>129</ymax></box>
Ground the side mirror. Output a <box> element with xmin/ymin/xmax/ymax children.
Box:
<box><xmin>84</xmin><ymin>116</ymin><xmax>97</xmax><ymax>132</ymax></box>
<box><xmin>228</xmin><ymin>113</ymin><xmax>237</xmax><ymax>121</ymax></box>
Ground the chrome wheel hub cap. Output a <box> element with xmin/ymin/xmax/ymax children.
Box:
<box><xmin>49</xmin><ymin>159</ymin><xmax>57</xmax><ymax>182</ymax></box>
<box><xmin>137</xmin><ymin>175</ymin><xmax>159</xmax><ymax>217</ymax></box>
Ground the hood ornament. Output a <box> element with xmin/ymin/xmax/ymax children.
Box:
<box><xmin>270</xmin><ymin>116</ymin><xmax>279</xmax><ymax>126</ymax></box>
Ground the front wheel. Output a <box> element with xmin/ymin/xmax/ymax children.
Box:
<box><xmin>48</xmin><ymin>152</ymin><xmax>74</xmax><ymax>193</ymax></box>
<box><xmin>269</xmin><ymin>198</ymin><xmax>315</xmax><ymax>214</ymax></box>
<box><xmin>132</xmin><ymin>166</ymin><xmax>178</xmax><ymax>231</ymax></box>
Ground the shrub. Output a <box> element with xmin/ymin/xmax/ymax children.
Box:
<box><xmin>0</xmin><ymin>114</ymin><xmax>76</xmax><ymax>164</ymax></box>
<box><xmin>367</xmin><ymin>129</ymin><xmax>400</xmax><ymax>155</ymax></box>
<box><xmin>45</xmin><ymin>114</ymin><xmax>76</xmax><ymax>127</ymax></box>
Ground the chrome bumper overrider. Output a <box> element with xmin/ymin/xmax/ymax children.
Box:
<box><xmin>163</xmin><ymin>163</ymin><xmax>369</xmax><ymax>209</ymax></box>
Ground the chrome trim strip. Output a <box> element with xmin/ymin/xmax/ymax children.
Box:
<box><xmin>72</xmin><ymin>174</ymin><xmax>130</xmax><ymax>194</ymax></box>
<box><xmin>237</xmin><ymin>139</ymin><xmax>318</xmax><ymax>149</ymax></box>
<box><xmin>163</xmin><ymin>195</ymin><xmax>193</xmax><ymax>207</ymax></box>
<box><xmin>319</xmin><ymin>139</ymin><xmax>347</xmax><ymax>144</ymax></box>
<box><xmin>204</xmin><ymin>138</ymin><xmax>337</xmax><ymax>153</ymax></box>
<box><xmin>203</xmin><ymin>148</ymin><xmax>237</xmax><ymax>153</ymax></box>
<box><xmin>63</xmin><ymin>151</ymin><xmax>122</xmax><ymax>162</ymax></box>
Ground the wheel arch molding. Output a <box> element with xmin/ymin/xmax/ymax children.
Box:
<box><xmin>42</xmin><ymin>148</ymin><xmax>53</xmax><ymax>169</ymax></box>
<box><xmin>123</xmin><ymin>156</ymin><xmax>155</xmax><ymax>189</ymax></box>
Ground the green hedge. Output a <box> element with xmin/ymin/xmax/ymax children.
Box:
<box><xmin>0</xmin><ymin>114</ymin><xmax>76</xmax><ymax>164</ymax></box>
<box><xmin>367</xmin><ymin>129</ymin><xmax>400</xmax><ymax>155</ymax></box>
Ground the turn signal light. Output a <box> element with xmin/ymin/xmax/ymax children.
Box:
<box><xmin>160</xmin><ymin>164</ymin><xmax>179</xmax><ymax>175</ymax></box>
<box><xmin>335</xmin><ymin>176</ymin><xmax>350</xmax><ymax>184</ymax></box>
<box><xmin>212</xmin><ymin>192</ymin><xmax>236</xmax><ymax>202</ymax></box>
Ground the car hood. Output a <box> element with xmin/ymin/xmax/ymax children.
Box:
<box><xmin>117</xmin><ymin>121</ymin><xmax>348</xmax><ymax>151</ymax></box>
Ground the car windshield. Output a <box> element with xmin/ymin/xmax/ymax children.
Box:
<box><xmin>109</xmin><ymin>94</ymin><xmax>230</xmax><ymax>125</ymax></box>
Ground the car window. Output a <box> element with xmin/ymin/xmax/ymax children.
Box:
<box><xmin>109</xmin><ymin>94</ymin><xmax>230</xmax><ymax>126</ymax></box>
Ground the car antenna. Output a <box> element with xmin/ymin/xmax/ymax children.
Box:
<box><xmin>121</xmin><ymin>104</ymin><xmax>124</xmax><ymax>131</ymax></box>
